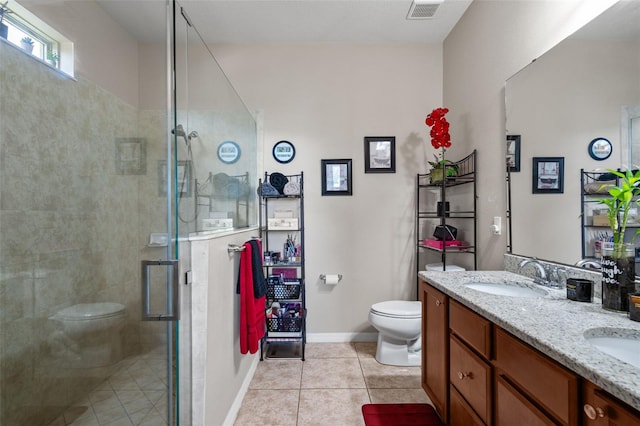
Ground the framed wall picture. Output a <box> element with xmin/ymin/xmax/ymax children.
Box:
<box><xmin>321</xmin><ymin>159</ymin><xmax>352</xmax><ymax>196</ymax></box>
<box><xmin>532</xmin><ymin>157</ymin><xmax>564</xmax><ymax>194</ymax></box>
<box><xmin>364</xmin><ymin>136</ymin><xmax>395</xmax><ymax>173</ymax></box>
<box><xmin>506</xmin><ymin>134</ymin><xmax>521</xmax><ymax>172</ymax></box>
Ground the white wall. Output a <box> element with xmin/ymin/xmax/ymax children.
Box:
<box><xmin>212</xmin><ymin>44</ymin><xmax>442</xmax><ymax>335</ymax></box>
<box><xmin>442</xmin><ymin>0</ymin><xmax>617</xmax><ymax>269</ymax></box>
<box><xmin>190</xmin><ymin>230</ymin><xmax>260</xmax><ymax>426</ymax></box>
<box><xmin>23</xmin><ymin>0</ymin><xmax>140</xmax><ymax>107</ymax></box>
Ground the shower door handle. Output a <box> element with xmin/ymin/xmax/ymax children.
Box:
<box><xmin>141</xmin><ymin>260</ymin><xmax>180</xmax><ymax>321</ymax></box>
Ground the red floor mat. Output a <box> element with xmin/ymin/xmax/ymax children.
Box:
<box><xmin>361</xmin><ymin>403</ymin><xmax>443</xmax><ymax>426</ymax></box>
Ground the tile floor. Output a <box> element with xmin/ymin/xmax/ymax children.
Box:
<box><xmin>234</xmin><ymin>342</ymin><xmax>431</xmax><ymax>426</ymax></box>
<box><xmin>49</xmin><ymin>348</ymin><xmax>169</xmax><ymax>426</ymax></box>
<box><xmin>50</xmin><ymin>342</ymin><xmax>428</xmax><ymax>426</ymax></box>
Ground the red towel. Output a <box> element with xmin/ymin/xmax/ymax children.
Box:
<box><xmin>238</xmin><ymin>240</ymin><xmax>266</xmax><ymax>354</ymax></box>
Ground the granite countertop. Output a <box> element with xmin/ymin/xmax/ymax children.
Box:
<box><xmin>418</xmin><ymin>270</ymin><xmax>640</xmax><ymax>411</ymax></box>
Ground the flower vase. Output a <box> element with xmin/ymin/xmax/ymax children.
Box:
<box><xmin>20</xmin><ymin>41</ymin><xmax>33</xmax><ymax>53</ymax></box>
<box><xmin>601</xmin><ymin>243</ymin><xmax>636</xmax><ymax>311</ymax></box>
<box><xmin>430</xmin><ymin>168</ymin><xmax>444</xmax><ymax>184</ymax></box>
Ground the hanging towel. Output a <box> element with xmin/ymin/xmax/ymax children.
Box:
<box><xmin>248</xmin><ymin>239</ymin><xmax>267</xmax><ymax>297</ymax></box>
<box><xmin>237</xmin><ymin>240</ymin><xmax>266</xmax><ymax>354</ymax></box>
<box><xmin>236</xmin><ymin>239</ymin><xmax>266</xmax><ymax>298</ymax></box>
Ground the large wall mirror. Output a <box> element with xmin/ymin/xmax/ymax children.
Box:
<box><xmin>505</xmin><ymin>0</ymin><xmax>640</xmax><ymax>265</ymax></box>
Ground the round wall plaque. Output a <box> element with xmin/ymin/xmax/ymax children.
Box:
<box><xmin>217</xmin><ymin>141</ymin><xmax>241</xmax><ymax>164</ymax></box>
<box><xmin>273</xmin><ymin>140</ymin><xmax>296</xmax><ymax>164</ymax></box>
<box><xmin>588</xmin><ymin>137</ymin><xmax>612</xmax><ymax>161</ymax></box>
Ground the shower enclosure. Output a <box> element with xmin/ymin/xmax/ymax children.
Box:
<box><xmin>0</xmin><ymin>0</ymin><xmax>257</xmax><ymax>424</ymax></box>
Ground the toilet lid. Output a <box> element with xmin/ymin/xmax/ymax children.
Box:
<box><xmin>54</xmin><ymin>302</ymin><xmax>126</xmax><ymax>320</ymax></box>
<box><xmin>371</xmin><ymin>300</ymin><xmax>421</xmax><ymax>318</ymax></box>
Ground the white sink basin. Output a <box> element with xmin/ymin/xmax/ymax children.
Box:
<box><xmin>584</xmin><ymin>329</ymin><xmax>640</xmax><ymax>369</ymax></box>
<box><xmin>464</xmin><ymin>282</ymin><xmax>548</xmax><ymax>298</ymax></box>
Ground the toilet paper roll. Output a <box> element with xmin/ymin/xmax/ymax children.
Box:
<box><xmin>323</xmin><ymin>274</ymin><xmax>340</xmax><ymax>285</ymax></box>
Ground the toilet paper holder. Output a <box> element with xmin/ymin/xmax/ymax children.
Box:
<box><xmin>319</xmin><ymin>273</ymin><xmax>343</xmax><ymax>282</ymax></box>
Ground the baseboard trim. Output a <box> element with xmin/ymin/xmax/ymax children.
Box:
<box><xmin>222</xmin><ymin>354</ymin><xmax>260</xmax><ymax>426</ymax></box>
<box><xmin>306</xmin><ymin>332</ymin><xmax>378</xmax><ymax>343</ymax></box>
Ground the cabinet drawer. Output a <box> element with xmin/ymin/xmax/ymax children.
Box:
<box><xmin>422</xmin><ymin>282</ymin><xmax>449</xmax><ymax>423</ymax></box>
<box><xmin>450</xmin><ymin>334</ymin><xmax>491</xmax><ymax>424</ymax></box>
<box><xmin>495</xmin><ymin>373</ymin><xmax>556</xmax><ymax>426</ymax></box>
<box><xmin>582</xmin><ymin>380</ymin><xmax>640</xmax><ymax>425</ymax></box>
<box><xmin>450</xmin><ymin>385</ymin><xmax>485</xmax><ymax>426</ymax></box>
<box><xmin>450</xmin><ymin>299</ymin><xmax>491</xmax><ymax>358</ymax></box>
<box><xmin>494</xmin><ymin>327</ymin><xmax>579</xmax><ymax>425</ymax></box>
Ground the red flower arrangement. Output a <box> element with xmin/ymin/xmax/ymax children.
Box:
<box><xmin>425</xmin><ymin>107</ymin><xmax>456</xmax><ymax>175</ymax></box>
<box><xmin>425</xmin><ymin>107</ymin><xmax>451</xmax><ymax>150</ymax></box>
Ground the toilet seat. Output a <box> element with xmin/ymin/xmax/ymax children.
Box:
<box><xmin>54</xmin><ymin>303</ymin><xmax>126</xmax><ymax>321</ymax></box>
<box><xmin>370</xmin><ymin>300</ymin><xmax>421</xmax><ymax>319</ymax></box>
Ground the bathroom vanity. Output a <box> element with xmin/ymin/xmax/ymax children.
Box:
<box><xmin>419</xmin><ymin>270</ymin><xmax>640</xmax><ymax>425</ymax></box>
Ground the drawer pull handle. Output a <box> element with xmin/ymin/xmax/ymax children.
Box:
<box><xmin>584</xmin><ymin>404</ymin><xmax>605</xmax><ymax>420</ymax></box>
<box><xmin>435</xmin><ymin>299</ymin><xmax>442</xmax><ymax>306</ymax></box>
<box><xmin>457</xmin><ymin>371</ymin><xmax>472</xmax><ymax>380</ymax></box>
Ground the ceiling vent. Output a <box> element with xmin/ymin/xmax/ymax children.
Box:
<box><xmin>407</xmin><ymin>0</ymin><xmax>443</xmax><ymax>20</ymax></box>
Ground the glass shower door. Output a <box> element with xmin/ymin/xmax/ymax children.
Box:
<box><xmin>0</xmin><ymin>0</ymin><xmax>186</xmax><ymax>424</ymax></box>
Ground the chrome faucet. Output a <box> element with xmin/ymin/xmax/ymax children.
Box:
<box><xmin>518</xmin><ymin>258</ymin><xmax>547</xmax><ymax>283</ymax></box>
<box><xmin>575</xmin><ymin>259</ymin><xmax>602</xmax><ymax>270</ymax></box>
<box><xmin>517</xmin><ymin>258</ymin><xmax>566</xmax><ymax>288</ymax></box>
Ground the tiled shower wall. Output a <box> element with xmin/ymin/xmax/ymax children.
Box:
<box><xmin>0</xmin><ymin>41</ymin><xmax>167</xmax><ymax>425</ymax></box>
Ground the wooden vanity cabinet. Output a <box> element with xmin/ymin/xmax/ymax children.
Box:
<box><xmin>582</xmin><ymin>381</ymin><xmax>640</xmax><ymax>426</ymax></box>
<box><xmin>449</xmin><ymin>300</ymin><xmax>492</xmax><ymax>425</ymax></box>
<box><xmin>494</xmin><ymin>327</ymin><xmax>579</xmax><ymax>426</ymax></box>
<box><xmin>494</xmin><ymin>374</ymin><xmax>557</xmax><ymax>426</ymax></box>
<box><xmin>450</xmin><ymin>385</ymin><xmax>485</xmax><ymax>426</ymax></box>
<box><xmin>421</xmin><ymin>279</ymin><xmax>449</xmax><ymax>423</ymax></box>
<box><xmin>420</xmin><ymin>280</ymin><xmax>640</xmax><ymax>426</ymax></box>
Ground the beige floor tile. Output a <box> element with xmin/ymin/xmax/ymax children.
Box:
<box><xmin>368</xmin><ymin>388</ymin><xmax>432</xmax><ymax>404</ymax></box>
<box><xmin>249</xmin><ymin>359</ymin><xmax>302</xmax><ymax>390</ymax></box>
<box><xmin>301</xmin><ymin>358</ymin><xmax>366</xmax><ymax>389</ymax></box>
<box><xmin>63</xmin><ymin>406</ymin><xmax>91</xmax><ymax>424</ymax></box>
<box><xmin>136</xmin><ymin>408</ymin><xmax>167</xmax><ymax>426</ymax></box>
<box><xmin>234</xmin><ymin>389</ymin><xmax>299</xmax><ymax>426</ymax></box>
<box><xmin>115</xmin><ymin>390</ymin><xmax>154</xmax><ymax>416</ymax></box>
<box><xmin>354</xmin><ymin>342</ymin><xmax>377</xmax><ymax>359</ymax></box>
<box><xmin>297</xmin><ymin>388</ymin><xmax>370</xmax><ymax>426</ymax></box>
<box><xmin>94</xmin><ymin>404</ymin><xmax>130</xmax><ymax>425</ymax></box>
<box><xmin>359</xmin><ymin>358</ymin><xmax>422</xmax><ymax>389</ymax></box>
<box><xmin>305</xmin><ymin>342</ymin><xmax>358</xmax><ymax>358</ymax></box>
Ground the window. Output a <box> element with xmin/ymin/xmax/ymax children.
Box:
<box><xmin>1</xmin><ymin>0</ymin><xmax>72</xmax><ymax>76</ymax></box>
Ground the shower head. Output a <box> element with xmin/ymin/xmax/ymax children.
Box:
<box><xmin>172</xmin><ymin>124</ymin><xmax>186</xmax><ymax>137</ymax></box>
<box><xmin>172</xmin><ymin>125</ymin><xmax>199</xmax><ymax>143</ymax></box>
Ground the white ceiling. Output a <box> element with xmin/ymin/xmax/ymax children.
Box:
<box><xmin>97</xmin><ymin>0</ymin><xmax>473</xmax><ymax>44</ymax></box>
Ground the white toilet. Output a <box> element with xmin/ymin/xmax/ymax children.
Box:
<box><xmin>50</xmin><ymin>302</ymin><xmax>127</xmax><ymax>368</ymax></box>
<box><xmin>368</xmin><ymin>300</ymin><xmax>422</xmax><ymax>366</ymax></box>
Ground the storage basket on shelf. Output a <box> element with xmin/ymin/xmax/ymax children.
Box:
<box><xmin>266</xmin><ymin>278</ymin><xmax>302</xmax><ymax>300</ymax></box>
<box><xmin>266</xmin><ymin>302</ymin><xmax>304</xmax><ymax>332</ymax></box>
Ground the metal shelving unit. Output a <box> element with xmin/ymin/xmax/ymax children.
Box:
<box><xmin>579</xmin><ymin>169</ymin><xmax>640</xmax><ymax>262</ymax></box>
<box><xmin>415</xmin><ymin>150</ymin><xmax>477</xmax><ymax>296</ymax></box>
<box><xmin>258</xmin><ymin>172</ymin><xmax>306</xmax><ymax>360</ymax></box>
